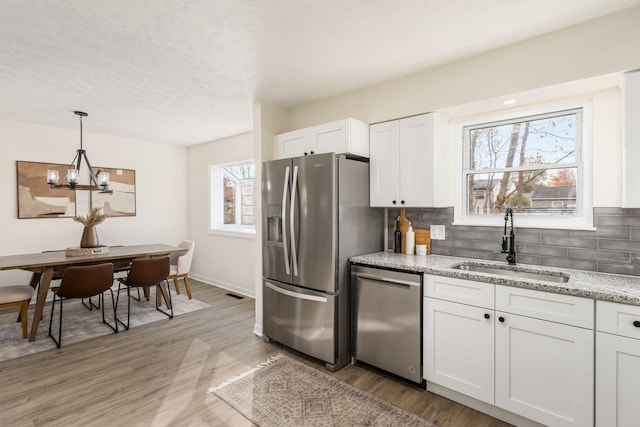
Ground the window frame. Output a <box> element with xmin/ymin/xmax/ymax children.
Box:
<box><xmin>454</xmin><ymin>101</ymin><xmax>594</xmax><ymax>230</ymax></box>
<box><xmin>209</xmin><ymin>160</ymin><xmax>256</xmax><ymax>239</ymax></box>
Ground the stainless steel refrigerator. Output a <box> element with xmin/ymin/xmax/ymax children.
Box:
<box><xmin>262</xmin><ymin>152</ymin><xmax>382</xmax><ymax>371</ymax></box>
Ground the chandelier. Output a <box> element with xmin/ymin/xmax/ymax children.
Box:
<box><xmin>46</xmin><ymin>111</ymin><xmax>112</xmax><ymax>193</ymax></box>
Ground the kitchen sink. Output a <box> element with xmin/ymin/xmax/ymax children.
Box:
<box><xmin>453</xmin><ymin>263</ymin><xmax>570</xmax><ymax>283</ymax></box>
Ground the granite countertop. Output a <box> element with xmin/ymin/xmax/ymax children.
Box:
<box><xmin>350</xmin><ymin>251</ymin><xmax>640</xmax><ymax>306</ymax></box>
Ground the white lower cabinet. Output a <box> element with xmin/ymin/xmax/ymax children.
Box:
<box><xmin>596</xmin><ymin>300</ymin><xmax>640</xmax><ymax>426</ymax></box>
<box><xmin>424</xmin><ymin>298</ymin><xmax>494</xmax><ymax>404</ymax></box>
<box><xmin>495</xmin><ymin>311</ymin><xmax>594</xmax><ymax>427</ymax></box>
<box><xmin>494</xmin><ymin>284</ymin><xmax>594</xmax><ymax>427</ymax></box>
<box><xmin>423</xmin><ymin>274</ymin><xmax>594</xmax><ymax>427</ymax></box>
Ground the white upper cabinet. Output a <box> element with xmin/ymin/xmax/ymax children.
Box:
<box><xmin>369</xmin><ymin>120</ymin><xmax>400</xmax><ymax>206</ymax></box>
<box><xmin>277</xmin><ymin>128</ymin><xmax>309</xmax><ymax>159</ymax></box>
<box><xmin>311</xmin><ymin>119</ymin><xmax>369</xmax><ymax>158</ymax></box>
<box><xmin>275</xmin><ymin>118</ymin><xmax>369</xmax><ymax>159</ymax></box>
<box><xmin>369</xmin><ymin>112</ymin><xmax>448</xmax><ymax>207</ymax></box>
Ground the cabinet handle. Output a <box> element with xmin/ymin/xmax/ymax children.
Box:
<box><xmin>392</xmin><ymin>200</ymin><xmax>397</xmax><ymax>205</ymax></box>
<box><xmin>484</xmin><ymin>313</ymin><xmax>490</xmax><ymax>319</ymax></box>
<box><xmin>304</xmin><ymin>152</ymin><xmax>308</xmax><ymax>155</ymax></box>
<box><xmin>633</xmin><ymin>320</ymin><xmax>640</xmax><ymax>328</ymax></box>
<box><xmin>310</xmin><ymin>151</ymin><xmax>314</xmax><ymax>154</ymax></box>
<box><xmin>400</xmin><ymin>200</ymin><xmax>405</xmax><ymax>205</ymax></box>
<box><xmin>498</xmin><ymin>316</ymin><xmax>505</xmax><ymax>323</ymax></box>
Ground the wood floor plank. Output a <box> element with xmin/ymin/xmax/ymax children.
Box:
<box><xmin>0</xmin><ymin>281</ymin><xmax>511</xmax><ymax>426</ymax></box>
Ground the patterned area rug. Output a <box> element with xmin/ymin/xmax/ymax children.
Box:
<box><xmin>0</xmin><ymin>286</ymin><xmax>209</xmax><ymax>363</ymax></box>
<box><xmin>208</xmin><ymin>354</ymin><xmax>435</xmax><ymax>427</ymax></box>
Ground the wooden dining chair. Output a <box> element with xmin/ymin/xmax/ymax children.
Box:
<box><xmin>48</xmin><ymin>262</ymin><xmax>117</xmax><ymax>348</ymax></box>
<box><xmin>116</xmin><ymin>256</ymin><xmax>172</xmax><ymax>330</ymax></box>
<box><xmin>0</xmin><ymin>285</ymin><xmax>35</xmax><ymax>339</ymax></box>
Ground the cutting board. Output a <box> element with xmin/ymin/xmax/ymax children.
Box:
<box><xmin>414</xmin><ymin>228</ymin><xmax>431</xmax><ymax>254</ymax></box>
<box><xmin>396</xmin><ymin>209</ymin><xmax>430</xmax><ymax>254</ymax></box>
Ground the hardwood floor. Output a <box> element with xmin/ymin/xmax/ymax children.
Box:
<box><xmin>0</xmin><ymin>280</ymin><xmax>511</xmax><ymax>427</ymax></box>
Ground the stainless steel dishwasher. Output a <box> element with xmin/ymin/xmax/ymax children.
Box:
<box><xmin>351</xmin><ymin>264</ymin><xmax>423</xmax><ymax>383</ymax></box>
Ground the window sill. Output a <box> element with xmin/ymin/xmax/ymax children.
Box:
<box><xmin>453</xmin><ymin>216</ymin><xmax>596</xmax><ymax>231</ymax></box>
<box><xmin>209</xmin><ymin>228</ymin><xmax>256</xmax><ymax>239</ymax></box>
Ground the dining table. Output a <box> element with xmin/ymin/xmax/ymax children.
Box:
<box><xmin>0</xmin><ymin>244</ymin><xmax>187</xmax><ymax>341</ymax></box>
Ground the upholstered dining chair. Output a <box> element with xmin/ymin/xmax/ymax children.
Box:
<box><xmin>43</xmin><ymin>247</ymin><xmax>130</xmax><ymax>311</ymax></box>
<box><xmin>0</xmin><ymin>285</ymin><xmax>35</xmax><ymax>339</ymax></box>
<box><xmin>116</xmin><ymin>256</ymin><xmax>172</xmax><ymax>331</ymax></box>
<box><xmin>167</xmin><ymin>240</ymin><xmax>195</xmax><ymax>299</ymax></box>
<box><xmin>48</xmin><ymin>262</ymin><xmax>117</xmax><ymax>348</ymax></box>
<box><xmin>42</xmin><ymin>249</ymin><xmax>99</xmax><ymax>310</ymax></box>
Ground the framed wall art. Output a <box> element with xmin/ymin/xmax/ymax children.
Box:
<box><xmin>90</xmin><ymin>167</ymin><xmax>136</xmax><ymax>217</ymax></box>
<box><xmin>16</xmin><ymin>161</ymin><xmax>77</xmax><ymax>219</ymax></box>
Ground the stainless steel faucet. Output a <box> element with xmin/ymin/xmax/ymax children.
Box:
<box><xmin>501</xmin><ymin>208</ymin><xmax>516</xmax><ymax>265</ymax></box>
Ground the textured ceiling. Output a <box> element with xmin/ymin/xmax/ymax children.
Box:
<box><xmin>1</xmin><ymin>0</ymin><xmax>639</xmax><ymax>146</ymax></box>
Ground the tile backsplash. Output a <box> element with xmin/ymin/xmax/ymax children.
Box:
<box><xmin>388</xmin><ymin>207</ymin><xmax>640</xmax><ymax>276</ymax></box>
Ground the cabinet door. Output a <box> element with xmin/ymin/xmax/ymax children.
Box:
<box><xmin>309</xmin><ymin>119</ymin><xmax>348</xmax><ymax>155</ymax></box>
<box><xmin>495</xmin><ymin>313</ymin><xmax>593</xmax><ymax>427</ymax></box>
<box><xmin>596</xmin><ymin>332</ymin><xmax>640</xmax><ymax>427</ymax></box>
<box><xmin>424</xmin><ymin>298</ymin><xmax>494</xmax><ymax>404</ymax></box>
<box><xmin>369</xmin><ymin>120</ymin><xmax>400</xmax><ymax>207</ymax></box>
<box><xmin>399</xmin><ymin>114</ymin><xmax>434</xmax><ymax>207</ymax></box>
<box><xmin>277</xmin><ymin>128</ymin><xmax>310</xmax><ymax>159</ymax></box>
<box><xmin>308</xmin><ymin>118</ymin><xmax>369</xmax><ymax>157</ymax></box>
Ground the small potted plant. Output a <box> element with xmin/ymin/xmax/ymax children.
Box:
<box><xmin>73</xmin><ymin>207</ymin><xmax>107</xmax><ymax>248</ymax></box>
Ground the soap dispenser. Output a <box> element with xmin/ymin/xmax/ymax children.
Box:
<box><xmin>405</xmin><ymin>222</ymin><xmax>415</xmax><ymax>255</ymax></box>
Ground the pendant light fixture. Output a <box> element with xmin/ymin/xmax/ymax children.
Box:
<box><xmin>46</xmin><ymin>111</ymin><xmax>112</xmax><ymax>194</ymax></box>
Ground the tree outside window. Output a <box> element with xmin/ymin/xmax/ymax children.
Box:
<box><xmin>210</xmin><ymin>161</ymin><xmax>255</xmax><ymax>235</ymax></box>
<box><xmin>465</xmin><ymin>109</ymin><xmax>581</xmax><ymax>217</ymax></box>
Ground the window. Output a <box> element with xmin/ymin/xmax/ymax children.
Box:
<box><xmin>455</xmin><ymin>103</ymin><xmax>592</xmax><ymax>229</ymax></box>
<box><xmin>210</xmin><ymin>161</ymin><xmax>255</xmax><ymax>236</ymax></box>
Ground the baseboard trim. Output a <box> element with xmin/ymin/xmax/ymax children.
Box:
<box><xmin>189</xmin><ymin>273</ymin><xmax>255</xmax><ymax>299</ymax></box>
<box><xmin>253</xmin><ymin>323</ymin><xmax>262</xmax><ymax>337</ymax></box>
<box><xmin>427</xmin><ymin>383</ymin><xmax>545</xmax><ymax>427</ymax></box>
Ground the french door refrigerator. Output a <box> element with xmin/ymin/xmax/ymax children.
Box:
<box><xmin>262</xmin><ymin>152</ymin><xmax>382</xmax><ymax>371</ymax></box>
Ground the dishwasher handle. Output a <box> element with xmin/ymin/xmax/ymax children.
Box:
<box><xmin>353</xmin><ymin>272</ymin><xmax>420</xmax><ymax>287</ymax></box>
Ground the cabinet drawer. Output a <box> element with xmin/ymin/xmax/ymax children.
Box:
<box><xmin>424</xmin><ymin>274</ymin><xmax>494</xmax><ymax>309</ymax></box>
<box><xmin>496</xmin><ymin>285</ymin><xmax>593</xmax><ymax>329</ymax></box>
<box><xmin>597</xmin><ymin>300</ymin><xmax>640</xmax><ymax>339</ymax></box>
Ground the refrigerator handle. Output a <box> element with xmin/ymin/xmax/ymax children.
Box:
<box><xmin>282</xmin><ymin>166</ymin><xmax>291</xmax><ymax>275</ymax></box>
<box><xmin>290</xmin><ymin>165</ymin><xmax>299</xmax><ymax>276</ymax></box>
<box><xmin>265</xmin><ymin>282</ymin><xmax>327</xmax><ymax>303</ymax></box>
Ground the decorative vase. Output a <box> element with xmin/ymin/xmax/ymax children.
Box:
<box><xmin>80</xmin><ymin>226</ymin><xmax>100</xmax><ymax>248</ymax></box>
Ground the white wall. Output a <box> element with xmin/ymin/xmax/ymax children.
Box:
<box><xmin>188</xmin><ymin>132</ymin><xmax>256</xmax><ymax>297</ymax></box>
<box><xmin>285</xmin><ymin>6</ymin><xmax>640</xmax><ymax>130</ymax></box>
<box><xmin>0</xmin><ymin>118</ymin><xmax>189</xmax><ymax>285</ymax></box>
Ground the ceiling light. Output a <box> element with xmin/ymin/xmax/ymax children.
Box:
<box><xmin>46</xmin><ymin>111</ymin><xmax>112</xmax><ymax>194</ymax></box>
<box><xmin>503</xmin><ymin>99</ymin><xmax>517</xmax><ymax>105</ymax></box>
